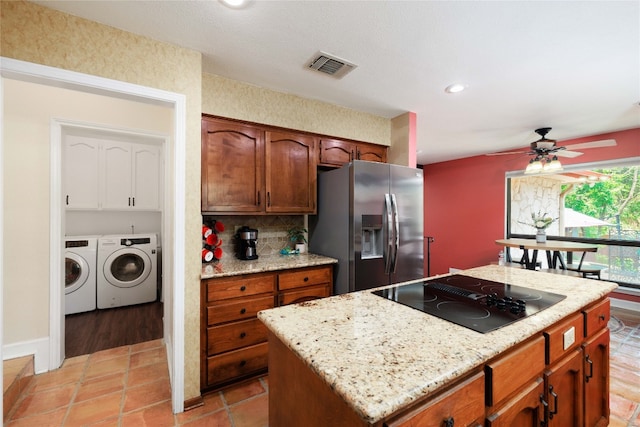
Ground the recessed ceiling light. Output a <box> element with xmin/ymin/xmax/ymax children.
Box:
<box><xmin>444</xmin><ymin>83</ymin><xmax>466</xmax><ymax>94</ymax></box>
<box><xmin>220</xmin><ymin>0</ymin><xmax>247</xmax><ymax>8</ymax></box>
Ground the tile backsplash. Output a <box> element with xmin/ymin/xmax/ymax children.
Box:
<box><xmin>202</xmin><ymin>215</ymin><xmax>305</xmax><ymax>260</ymax></box>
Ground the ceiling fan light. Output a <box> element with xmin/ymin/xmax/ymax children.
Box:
<box><xmin>525</xmin><ymin>159</ymin><xmax>543</xmax><ymax>174</ymax></box>
<box><xmin>544</xmin><ymin>156</ymin><xmax>563</xmax><ymax>172</ymax></box>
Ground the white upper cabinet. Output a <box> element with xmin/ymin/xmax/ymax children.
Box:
<box><xmin>64</xmin><ymin>136</ymin><xmax>100</xmax><ymax>209</ymax></box>
<box><xmin>64</xmin><ymin>136</ymin><xmax>161</xmax><ymax>211</ymax></box>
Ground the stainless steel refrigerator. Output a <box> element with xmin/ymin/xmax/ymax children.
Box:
<box><xmin>309</xmin><ymin>160</ymin><xmax>424</xmax><ymax>294</ymax></box>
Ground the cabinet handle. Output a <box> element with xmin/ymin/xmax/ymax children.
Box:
<box><xmin>267</xmin><ymin>192</ymin><xmax>271</xmax><ymax>207</ymax></box>
<box><xmin>257</xmin><ymin>191</ymin><xmax>261</xmax><ymax>206</ymax></box>
<box><xmin>239</xmin><ymin>360</ymin><xmax>246</xmax><ymax>367</ymax></box>
<box><xmin>303</xmin><ymin>277</ymin><xmax>309</xmax><ymax>282</ymax></box>
<box><xmin>598</xmin><ymin>314</ymin><xmax>606</xmax><ymax>321</ymax></box>
<box><xmin>350</xmin><ymin>149</ymin><xmax>354</xmax><ymax>161</ymax></box>
<box><xmin>540</xmin><ymin>394</ymin><xmax>549</xmax><ymax>426</ymax></box>
<box><xmin>240</xmin><ymin>308</ymin><xmax>246</xmax><ymax>314</ymax></box>
<box><xmin>356</xmin><ymin>148</ymin><xmax>361</xmax><ymax>160</ymax></box>
<box><xmin>548</xmin><ymin>385</ymin><xmax>558</xmax><ymax>419</ymax></box>
<box><xmin>585</xmin><ymin>355</ymin><xmax>594</xmax><ymax>382</ymax></box>
<box><xmin>128</xmin><ymin>197</ymin><xmax>131</xmax><ymax>206</ymax></box>
<box><xmin>66</xmin><ymin>195</ymin><xmax>69</xmax><ymax>205</ymax></box>
<box><xmin>240</xmin><ymin>332</ymin><xmax>246</xmax><ymax>339</ymax></box>
<box><xmin>443</xmin><ymin>416</ymin><xmax>454</xmax><ymax>427</ymax></box>
<box><xmin>240</xmin><ymin>285</ymin><xmax>246</xmax><ymax>292</ymax></box>
<box><xmin>132</xmin><ymin>197</ymin><xmax>135</xmax><ymax>207</ymax></box>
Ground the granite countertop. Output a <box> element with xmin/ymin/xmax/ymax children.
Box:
<box><xmin>201</xmin><ymin>253</ymin><xmax>338</xmax><ymax>279</ymax></box>
<box><xmin>257</xmin><ymin>264</ymin><xmax>618</xmax><ymax>424</ymax></box>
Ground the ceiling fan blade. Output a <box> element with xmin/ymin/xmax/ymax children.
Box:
<box><xmin>565</xmin><ymin>139</ymin><xmax>616</xmax><ymax>150</ymax></box>
<box><xmin>485</xmin><ymin>150</ymin><xmax>529</xmax><ymax>156</ymax></box>
<box><xmin>555</xmin><ymin>150</ymin><xmax>583</xmax><ymax>158</ymax></box>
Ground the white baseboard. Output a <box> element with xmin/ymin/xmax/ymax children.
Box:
<box><xmin>3</xmin><ymin>337</ymin><xmax>50</xmax><ymax>374</ymax></box>
<box><xmin>611</xmin><ymin>297</ymin><xmax>640</xmax><ymax>313</ymax></box>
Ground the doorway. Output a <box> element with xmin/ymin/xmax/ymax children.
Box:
<box><xmin>0</xmin><ymin>57</ymin><xmax>187</xmax><ymax>413</ymax></box>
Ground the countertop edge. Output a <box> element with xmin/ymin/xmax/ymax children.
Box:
<box><xmin>201</xmin><ymin>253</ymin><xmax>338</xmax><ymax>279</ymax></box>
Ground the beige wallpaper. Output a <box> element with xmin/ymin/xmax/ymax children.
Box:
<box><xmin>1</xmin><ymin>0</ymin><xmax>203</xmax><ymax>402</ymax></box>
<box><xmin>202</xmin><ymin>72</ymin><xmax>391</xmax><ymax>146</ymax></box>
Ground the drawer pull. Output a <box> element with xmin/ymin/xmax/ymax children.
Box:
<box><xmin>304</xmin><ymin>277</ymin><xmax>309</xmax><ymax>282</ymax></box>
<box><xmin>443</xmin><ymin>416</ymin><xmax>454</xmax><ymax>427</ymax></box>
<box><xmin>239</xmin><ymin>360</ymin><xmax>246</xmax><ymax>367</ymax></box>
<box><xmin>598</xmin><ymin>314</ymin><xmax>606</xmax><ymax>321</ymax></box>
<box><xmin>585</xmin><ymin>355</ymin><xmax>594</xmax><ymax>382</ymax></box>
<box><xmin>548</xmin><ymin>385</ymin><xmax>558</xmax><ymax>419</ymax></box>
<box><xmin>240</xmin><ymin>308</ymin><xmax>246</xmax><ymax>314</ymax></box>
<box><xmin>240</xmin><ymin>285</ymin><xmax>246</xmax><ymax>292</ymax></box>
<box><xmin>240</xmin><ymin>332</ymin><xmax>246</xmax><ymax>339</ymax></box>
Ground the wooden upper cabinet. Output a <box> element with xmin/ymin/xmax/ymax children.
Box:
<box><xmin>265</xmin><ymin>131</ymin><xmax>317</xmax><ymax>213</ymax></box>
<box><xmin>201</xmin><ymin>117</ymin><xmax>264</xmax><ymax>213</ymax></box>
<box><xmin>319</xmin><ymin>138</ymin><xmax>387</xmax><ymax>167</ymax></box>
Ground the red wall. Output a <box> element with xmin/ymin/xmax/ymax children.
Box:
<box><xmin>423</xmin><ymin>128</ymin><xmax>640</xmax><ymax>276</ymax></box>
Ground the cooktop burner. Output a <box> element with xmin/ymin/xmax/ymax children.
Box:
<box><xmin>372</xmin><ymin>274</ymin><xmax>566</xmax><ymax>333</ymax></box>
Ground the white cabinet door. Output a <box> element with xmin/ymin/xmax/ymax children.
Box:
<box><xmin>64</xmin><ymin>136</ymin><xmax>100</xmax><ymax>209</ymax></box>
<box><xmin>132</xmin><ymin>144</ymin><xmax>161</xmax><ymax>210</ymax></box>
<box><xmin>102</xmin><ymin>141</ymin><xmax>133</xmax><ymax>210</ymax></box>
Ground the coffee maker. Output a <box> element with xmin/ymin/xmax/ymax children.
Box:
<box><xmin>235</xmin><ymin>226</ymin><xmax>258</xmax><ymax>260</ymax></box>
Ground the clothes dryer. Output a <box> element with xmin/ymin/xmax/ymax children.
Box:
<box><xmin>97</xmin><ymin>234</ymin><xmax>157</xmax><ymax>309</ymax></box>
<box><xmin>65</xmin><ymin>236</ymin><xmax>98</xmax><ymax>315</ymax></box>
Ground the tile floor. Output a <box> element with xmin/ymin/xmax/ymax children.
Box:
<box><xmin>4</xmin><ymin>307</ymin><xmax>640</xmax><ymax>427</ymax></box>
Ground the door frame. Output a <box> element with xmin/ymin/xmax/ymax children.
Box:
<box><xmin>0</xmin><ymin>57</ymin><xmax>187</xmax><ymax>413</ymax></box>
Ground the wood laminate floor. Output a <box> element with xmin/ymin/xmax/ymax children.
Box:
<box><xmin>64</xmin><ymin>301</ymin><xmax>163</xmax><ymax>358</ymax></box>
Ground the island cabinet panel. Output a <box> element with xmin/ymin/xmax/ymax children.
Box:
<box><xmin>583</xmin><ymin>298</ymin><xmax>610</xmax><ymax>337</ymax></box>
<box><xmin>318</xmin><ymin>138</ymin><xmax>387</xmax><ymax>168</ymax></box>
<box><xmin>582</xmin><ymin>328</ymin><xmax>610</xmax><ymax>427</ymax></box>
<box><xmin>201</xmin><ymin>117</ymin><xmax>264</xmax><ymax>213</ymax></box>
<box><xmin>544</xmin><ymin>312</ymin><xmax>584</xmax><ymax>365</ymax></box>
<box><xmin>384</xmin><ymin>371</ymin><xmax>485</xmax><ymax>427</ymax></box>
<box><xmin>486</xmin><ymin>377</ymin><xmax>545</xmax><ymax>427</ymax></box>
<box><xmin>544</xmin><ymin>348</ymin><xmax>584</xmax><ymax>427</ymax></box>
<box><xmin>265</xmin><ymin>131</ymin><xmax>317</xmax><ymax>213</ymax></box>
<box><xmin>201</xmin><ymin>265</ymin><xmax>333</xmax><ymax>392</ymax></box>
<box><xmin>485</xmin><ymin>335</ymin><xmax>546</xmax><ymax>408</ymax></box>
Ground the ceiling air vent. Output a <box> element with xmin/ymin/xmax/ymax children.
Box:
<box><xmin>307</xmin><ymin>51</ymin><xmax>357</xmax><ymax>79</ymax></box>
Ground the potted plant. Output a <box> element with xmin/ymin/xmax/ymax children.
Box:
<box><xmin>287</xmin><ymin>227</ymin><xmax>308</xmax><ymax>253</ymax></box>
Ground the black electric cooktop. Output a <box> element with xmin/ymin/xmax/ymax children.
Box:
<box><xmin>372</xmin><ymin>274</ymin><xmax>566</xmax><ymax>333</ymax></box>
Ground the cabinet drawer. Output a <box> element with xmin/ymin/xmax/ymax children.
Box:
<box><xmin>279</xmin><ymin>284</ymin><xmax>331</xmax><ymax>306</ymax></box>
<box><xmin>278</xmin><ymin>266</ymin><xmax>332</xmax><ymax>291</ymax></box>
<box><xmin>206</xmin><ymin>273</ymin><xmax>275</xmax><ymax>302</ymax></box>
<box><xmin>207</xmin><ymin>318</ymin><xmax>268</xmax><ymax>355</ymax></box>
<box><xmin>206</xmin><ymin>342</ymin><xmax>268</xmax><ymax>387</ymax></box>
<box><xmin>386</xmin><ymin>372</ymin><xmax>485</xmax><ymax>427</ymax></box>
<box><xmin>544</xmin><ymin>312</ymin><xmax>584</xmax><ymax>365</ymax></box>
<box><xmin>486</xmin><ymin>335</ymin><xmax>545</xmax><ymax>407</ymax></box>
<box><xmin>583</xmin><ymin>298</ymin><xmax>610</xmax><ymax>338</ymax></box>
<box><xmin>208</xmin><ymin>295</ymin><xmax>274</xmax><ymax>325</ymax></box>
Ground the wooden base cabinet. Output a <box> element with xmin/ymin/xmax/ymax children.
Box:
<box><xmin>583</xmin><ymin>328</ymin><xmax>610</xmax><ymax>427</ymax></box>
<box><xmin>201</xmin><ymin>265</ymin><xmax>333</xmax><ymax>392</ymax></box>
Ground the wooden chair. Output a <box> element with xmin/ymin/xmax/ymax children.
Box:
<box><xmin>565</xmin><ymin>252</ymin><xmax>607</xmax><ymax>280</ymax></box>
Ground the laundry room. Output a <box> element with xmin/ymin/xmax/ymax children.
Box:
<box><xmin>3</xmin><ymin>78</ymin><xmax>174</xmax><ymax>362</ymax></box>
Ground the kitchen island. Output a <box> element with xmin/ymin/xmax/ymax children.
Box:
<box><xmin>258</xmin><ymin>265</ymin><xmax>617</xmax><ymax>426</ymax></box>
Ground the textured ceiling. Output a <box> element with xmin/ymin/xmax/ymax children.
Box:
<box><xmin>33</xmin><ymin>0</ymin><xmax>640</xmax><ymax>165</ymax></box>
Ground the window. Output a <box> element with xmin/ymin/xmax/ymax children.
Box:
<box><xmin>507</xmin><ymin>158</ymin><xmax>640</xmax><ymax>288</ymax></box>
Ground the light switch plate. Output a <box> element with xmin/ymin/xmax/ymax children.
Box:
<box><xmin>563</xmin><ymin>327</ymin><xmax>576</xmax><ymax>350</ymax></box>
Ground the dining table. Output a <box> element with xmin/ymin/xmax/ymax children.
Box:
<box><xmin>495</xmin><ymin>238</ymin><xmax>598</xmax><ymax>270</ymax></box>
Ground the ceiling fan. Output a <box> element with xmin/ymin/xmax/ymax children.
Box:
<box><xmin>487</xmin><ymin>127</ymin><xmax>617</xmax><ymax>173</ymax></box>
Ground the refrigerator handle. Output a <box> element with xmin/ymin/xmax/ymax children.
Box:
<box><xmin>384</xmin><ymin>194</ymin><xmax>394</xmax><ymax>274</ymax></box>
<box><xmin>390</xmin><ymin>194</ymin><xmax>400</xmax><ymax>273</ymax></box>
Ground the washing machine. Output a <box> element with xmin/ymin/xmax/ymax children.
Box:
<box><xmin>97</xmin><ymin>234</ymin><xmax>157</xmax><ymax>309</ymax></box>
<box><xmin>65</xmin><ymin>236</ymin><xmax>98</xmax><ymax>315</ymax></box>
